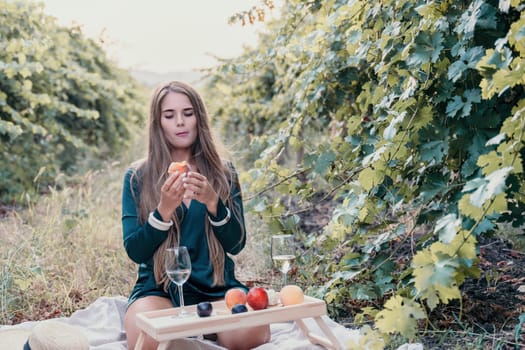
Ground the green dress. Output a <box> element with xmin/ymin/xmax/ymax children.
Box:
<box><xmin>121</xmin><ymin>166</ymin><xmax>247</xmax><ymax>306</ymax></box>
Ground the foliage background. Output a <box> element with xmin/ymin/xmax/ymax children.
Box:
<box><xmin>204</xmin><ymin>0</ymin><xmax>525</xmax><ymax>343</ymax></box>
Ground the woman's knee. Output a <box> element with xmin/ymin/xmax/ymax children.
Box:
<box><xmin>217</xmin><ymin>324</ymin><xmax>271</xmax><ymax>350</ymax></box>
<box><xmin>124</xmin><ymin>296</ymin><xmax>173</xmax><ymax>350</ymax></box>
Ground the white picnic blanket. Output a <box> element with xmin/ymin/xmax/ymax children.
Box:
<box><xmin>0</xmin><ymin>296</ymin><xmax>423</xmax><ymax>349</ymax></box>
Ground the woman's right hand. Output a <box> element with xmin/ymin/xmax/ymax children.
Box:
<box><xmin>157</xmin><ymin>171</ymin><xmax>186</xmax><ymax>221</ymax></box>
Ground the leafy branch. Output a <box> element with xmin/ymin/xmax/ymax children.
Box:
<box><xmin>207</xmin><ymin>0</ymin><xmax>525</xmax><ymax>344</ymax></box>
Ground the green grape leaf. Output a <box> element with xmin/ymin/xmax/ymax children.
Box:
<box><xmin>463</xmin><ymin>177</ymin><xmax>486</xmax><ymax>192</ymax></box>
<box><xmin>482</xmin><ymin>63</ymin><xmax>525</xmax><ymax>98</ymax></box>
<box><xmin>383</xmin><ymin>112</ymin><xmax>406</xmax><ymax>140</ymax></box>
<box><xmin>459</xmin><ymin>194</ymin><xmax>484</xmax><ymax>220</ymax></box>
<box><xmin>375</xmin><ymin>295</ymin><xmax>425</xmax><ymax>338</ymax></box>
<box><xmin>478</xmin><ymin>149</ymin><xmax>522</xmax><ymax>175</ymax></box>
<box><xmin>509</xmin><ymin>14</ymin><xmax>525</xmax><ymax>54</ymax></box>
<box><xmin>333</xmin><ymin>196</ymin><xmax>359</xmax><ymax>225</ymax></box>
<box><xmin>435</xmin><ymin>213</ymin><xmax>461</xmax><ymax>243</ymax></box>
<box><xmin>469</xmin><ymin>166</ymin><xmax>512</xmax><ymax>206</ymax></box>
<box><xmin>446</xmin><ymin>96</ymin><xmax>464</xmax><ymax>118</ymax></box>
<box><xmin>462</xmin><ymin>131</ymin><xmax>492</xmax><ymax>177</ymax></box>
<box><xmin>482</xmin><ymin>47</ymin><xmax>513</xmax><ymax>72</ymax></box>
<box><xmin>486</xmin><ymin>192</ymin><xmax>509</xmax><ymax>216</ymax></box>
<box><xmin>464</xmin><ymin>88</ymin><xmax>481</xmax><ymax>107</ymax></box>
<box><xmin>474</xmin><ymin>217</ymin><xmax>496</xmax><ymax>235</ymax></box>
<box><xmin>360</xmin><ymin>201</ymin><xmax>379</xmax><ymax>224</ymax></box>
<box><xmin>412</xmin><ymin>105</ymin><xmax>434</xmax><ymax>131</ymax></box>
<box><xmin>449</xmin><ymin>230</ymin><xmax>478</xmax><ymax>264</ymax></box>
<box><xmin>455</xmin><ymin>0</ymin><xmax>483</xmax><ymax>39</ymax></box>
<box><xmin>419</xmin><ymin>138</ymin><xmax>448</xmax><ymax>163</ymax></box>
<box><xmin>412</xmin><ymin>243</ymin><xmax>461</xmax><ymax>309</ymax></box>
<box><xmin>347</xmin><ymin>325</ymin><xmax>385</xmax><ymax>350</ymax></box>
<box><xmin>446</xmin><ymin>89</ymin><xmax>481</xmax><ymax>118</ymax></box>
<box><xmin>448</xmin><ymin>60</ymin><xmax>467</xmax><ymax>82</ymax></box>
<box><xmin>428</xmin><ymin>283</ymin><xmax>461</xmax><ymax>310</ymax></box>
<box><xmin>419</xmin><ymin>171</ymin><xmax>449</xmax><ymax>202</ymax></box>
<box><xmin>499</xmin><ymin>0</ymin><xmax>510</xmax><ymax>12</ymax></box>
<box><xmin>408</xmin><ymin>31</ymin><xmax>443</xmax><ymax>65</ymax></box>
<box><xmin>464</xmin><ymin>46</ymin><xmax>486</xmax><ymax>68</ymax></box>
<box><xmin>247</xmin><ymin>197</ymin><xmax>267</xmax><ymax>213</ymax></box>
<box><xmin>350</xmin><ymin>283</ymin><xmax>377</xmax><ymax>301</ymax></box>
<box><xmin>486</xmin><ymin>133</ymin><xmax>506</xmax><ymax>146</ymax></box>
<box><xmin>415</xmin><ymin>2</ymin><xmax>442</xmax><ymax>18</ymax></box>
<box><xmin>359</xmin><ymin>167</ymin><xmax>384</xmax><ymax>191</ymax></box>
<box><xmin>314</xmin><ymin>150</ymin><xmax>336</xmax><ymax>175</ymax></box>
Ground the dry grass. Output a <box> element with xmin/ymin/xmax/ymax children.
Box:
<box><xmin>0</xmin><ymin>161</ymin><xmax>136</xmax><ymax>324</ymax></box>
<box><xmin>234</xmin><ymin>213</ymin><xmax>274</xmax><ymax>287</ymax></box>
<box><xmin>0</xmin><ymin>143</ymin><xmax>270</xmax><ymax>325</ymax></box>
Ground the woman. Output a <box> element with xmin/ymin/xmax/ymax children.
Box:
<box><xmin>121</xmin><ymin>81</ymin><xmax>270</xmax><ymax>349</ymax></box>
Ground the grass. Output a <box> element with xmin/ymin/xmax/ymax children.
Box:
<box><xmin>0</xmin><ymin>160</ymin><xmax>135</xmax><ymax>324</ymax></box>
<box><xmin>0</xmin><ymin>137</ymin><xmax>272</xmax><ymax>325</ymax></box>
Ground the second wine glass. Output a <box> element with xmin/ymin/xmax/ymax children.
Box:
<box><xmin>165</xmin><ymin>246</ymin><xmax>192</xmax><ymax>317</ymax></box>
<box><xmin>271</xmin><ymin>234</ymin><xmax>295</xmax><ymax>287</ymax></box>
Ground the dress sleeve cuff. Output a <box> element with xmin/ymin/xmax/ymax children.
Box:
<box><xmin>148</xmin><ymin>210</ymin><xmax>173</xmax><ymax>231</ymax></box>
<box><xmin>207</xmin><ymin>200</ymin><xmax>230</xmax><ymax>227</ymax></box>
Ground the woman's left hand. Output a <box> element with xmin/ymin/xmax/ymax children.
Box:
<box><xmin>182</xmin><ymin>171</ymin><xmax>219</xmax><ymax>215</ymax></box>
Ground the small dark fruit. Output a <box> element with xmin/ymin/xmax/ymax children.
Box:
<box><xmin>197</xmin><ymin>301</ymin><xmax>213</xmax><ymax>317</ymax></box>
<box><xmin>231</xmin><ymin>304</ymin><xmax>248</xmax><ymax>314</ymax></box>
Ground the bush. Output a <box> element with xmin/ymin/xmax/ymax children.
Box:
<box><xmin>0</xmin><ymin>0</ymin><xmax>147</xmax><ymax>204</ymax></box>
<box><xmin>205</xmin><ymin>0</ymin><xmax>525</xmax><ymax>342</ymax></box>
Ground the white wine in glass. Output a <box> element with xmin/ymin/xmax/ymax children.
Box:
<box><xmin>271</xmin><ymin>234</ymin><xmax>295</xmax><ymax>287</ymax></box>
<box><xmin>165</xmin><ymin>246</ymin><xmax>192</xmax><ymax>317</ymax></box>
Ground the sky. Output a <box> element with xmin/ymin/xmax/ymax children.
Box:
<box><xmin>38</xmin><ymin>0</ymin><xmax>277</xmax><ymax>73</ymax></box>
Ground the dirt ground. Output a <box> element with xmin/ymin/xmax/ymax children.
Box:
<box><xmin>426</xmin><ymin>235</ymin><xmax>525</xmax><ymax>348</ymax></box>
<box><xmin>343</xmin><ymin>235</ymin><xmax>525</xmax><ymax>349</ymax></box>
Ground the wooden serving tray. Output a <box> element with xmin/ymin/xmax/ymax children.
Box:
<box><xmin>134</xmin><ymin>296</ymin><xmax>344</xmax><ymax>349</ymax></box>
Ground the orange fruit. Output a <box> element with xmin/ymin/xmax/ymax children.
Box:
<box><xmin>280</xmin><ymin>285</ymin><xmax>304</xmax><ymax>306</ymax></box>
<box><xmin>225</xmin><ymin>288</ymin><xmax>247</xmax><ymax>310</ymax></box>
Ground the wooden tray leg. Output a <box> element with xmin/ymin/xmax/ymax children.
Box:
<box><xmin>295</xmin><ymin>318</ymin><xmax>343</xmax><ymax>350</ymax></box>
<box><xmin>157</xmin><ymin>341</ymin><xmax>170</xmax><ymax>350</ymax></box>
<box><xmin>135</xmin><ymin>331</ymin><xmax>145</xmax><ymax>350</ymax></box>
<box><xmin>313</xmin><ymin>316</ymin><xmax>344</xmax><ymax>350</ymax></box>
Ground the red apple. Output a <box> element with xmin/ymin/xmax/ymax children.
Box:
<box><xmin>246</xmin><ymin>287</ymin><xmax>269</xmax><ymax>310</ymax></box>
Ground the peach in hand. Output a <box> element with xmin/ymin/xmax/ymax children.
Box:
<box><xmin>225</xmin><ymin>288</ymin><xmax>247</xmax><ymax>310</ymax></box>
<box><xmin>168</xmin><ymin>161</ymin><xmax>189</xmax><ymax>175</ymax></box>
<box><xmin>279</xmin><ymin>285</ymin><xmax>304</xmax><ymax>306</ymax></box>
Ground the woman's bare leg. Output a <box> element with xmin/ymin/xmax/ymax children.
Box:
<box><xmin>217</xmin><ymin>325</ymin><xmax>271</xmax><ymax>350</ymax></box>
<box><xmin>124</xmin><ymin>296</ymin><xmax>173</xmax><ymax>350</ymax></box>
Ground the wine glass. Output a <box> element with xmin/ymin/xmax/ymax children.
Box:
<box><xmin>271</xmin><ymin>234</ymin><xmax>295</xmax><ymax>287</ymax></box>
<box><xmin>165</xmin><ymin>246</ymin><xmax>192</xmax><ymax>317</ymax></box>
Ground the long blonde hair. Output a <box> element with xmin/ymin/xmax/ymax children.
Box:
<box><xmin>131</xmin><ymin>81</ymin><xmax>244</xmax><ymax>290</ymax></box>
